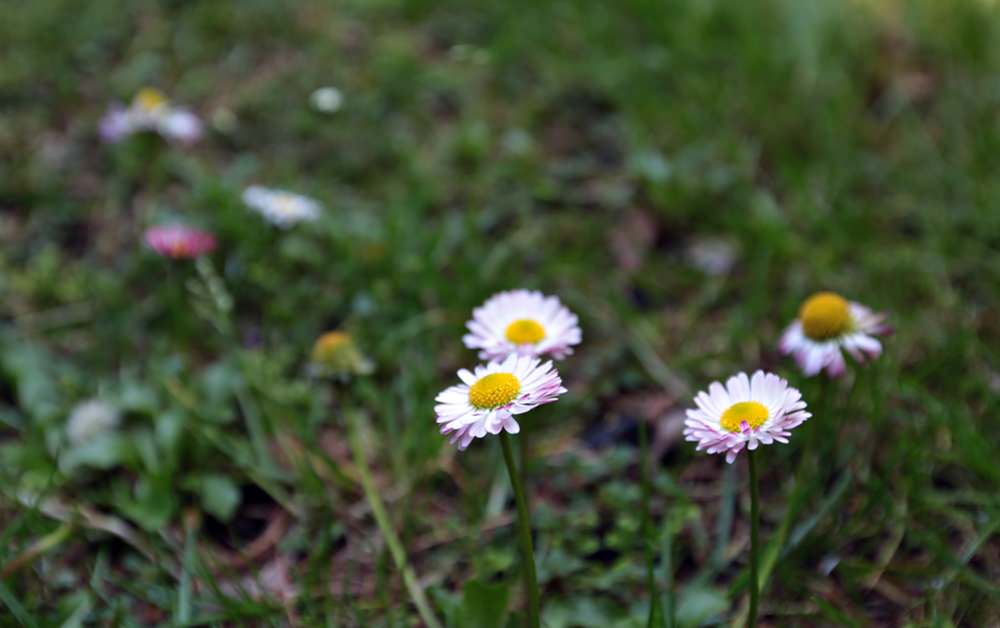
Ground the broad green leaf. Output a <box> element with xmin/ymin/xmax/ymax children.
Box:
<box><xmin>450</xmin><ymin>579</ymin><xmax>509</xmax><ymax>628</ymax></box>
<box><xmin>59</xmin><ymin>433</ymin><xmax>129</xmax><ymax>472</ymax></box>
<box><xmin>676</xmin><ymin>586</ymin><xmax>728</xmax><ymax>628</ymax></box>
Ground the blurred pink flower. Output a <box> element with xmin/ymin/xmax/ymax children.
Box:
<box><xmin>144</xmin><ymin>225</ymin><xmax>216</xmax><ymax>259</ymax></box>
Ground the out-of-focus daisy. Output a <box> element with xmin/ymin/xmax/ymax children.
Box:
<box><xmin>779</xmin><ymin>291</ymin><xmax>890</xmax><ymax>377</ymax></box>
<box><xmin>243</xmin><ymin>186</ymin><xmax>322</xmax><ymax>228</ymax></box>
<box><xmin>463</xmin><ymin>290</ymin><xmax>581</xmax><ymax>361</ymax></box>
<box><xmin>100</xmin><ymin>87</ymin><xmax>203</xmax><ymax>144</ymax></box>
<box><xmin>310</xmin><ymin>330</ymin><xmax>374</xmax><ymax>377</ymax></box>
<box><xmin>310</xmin><ymin>86</ymin><xmax>344</xmax><ymax>113</ymax></box>
<box><xmin>435</xmin><ymin>354</ymin><xmax>566</xmax><ymax>450</ymax></box>
<box><xmin>66</xmin><ymin>399</ymin><xmax>121</xmax><ymax>446</ymax></box>
<box><xmin>687</xmin><ymin>237</ymin><xmax>737</xmax><ymax>276</ymax></box>
<box><xmin>684</xmin><ymin>371</ymin><xmax>810</xmax><ymax>464</ymax></box>
<box><xmin>144</xmin><ymin>225</ymin><xmax>216</xmax><ymax>259</ymax></box>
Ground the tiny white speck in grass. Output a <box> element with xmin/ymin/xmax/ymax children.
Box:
<box><xmin>243</xmin><ymin>186</ymin><xmax>322</xmax><ymax>228</ymax></box>
<box><xmin>310</xmin><ymin>86</ymin><xmax>344</xmax><ymax>113</ymax></box>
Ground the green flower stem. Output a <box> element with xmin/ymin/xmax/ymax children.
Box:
<box><xmin>500</xmin><ymin>431</ymin><xmax>541</xmax><ymax>628</ymax></box>
<box><xmin>747</xmin><ymin>449</ymin><xmax>761</xmax><ymax>628</ymax></box>
<box><xmin>348</xmin><ymin>413</ymin><xmax>443</xmax><ymax>628</ymax></box>
<box><xmin>757</xmin><ymin>376</ymin><xmax>831</xmax><ymax>592</ymax></box>
<box><xmin>639</xmin><ymin>418</ymin><xmax>665</xmax><ymax>627</ymax></box>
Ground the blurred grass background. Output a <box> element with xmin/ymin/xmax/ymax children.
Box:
<box><xmin>2</xmin><ymin>0</ymin><xmax>999</xmax><ymax>625</ymax></box>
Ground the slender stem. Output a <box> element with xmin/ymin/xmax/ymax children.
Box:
<box><xmin>639</xmin><ymin>418</ymin><xmax>664</xmax><ymax>627</ymax></box>
<box><xmin>519</xmin><ymin>420</ymin><xmax>531</xmax><ymax>505</ymax></box>
<box><xmin>747</xmin><ymin>449</ymin><xmax>760</xmax><ymax>628</ymax></box>
<box><xmin>815</xmin><ymin>377</ymin><xmax>831</xmax><ymax>460</ymax></box>
<box><xmin>177</xmin><ymin>510</ymin><xmax>198</xmax><ymax>624</ymax></box>
<box><xmin>500</xmin><ymin>432</ymin><xmax>541</xmax><ymax>628</ymax></box>
<box><xmin>0</xmin><ymin>522</ymin><xmax>73</xmax><ymax>579</ymax></box>
<box><xmin>348</xmin><ymin>413</ymin><xmax>443</xmax><ymax>628</ymax></box>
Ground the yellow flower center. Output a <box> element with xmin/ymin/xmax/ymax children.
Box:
<box><xmin>720</xmin><ymin>401</ymin><xmax>769</xmax><ymax>433</ymax></box>
<box><xmin>799</xmin><ymin>291</ymin><xmax>851</xmax><ymax>340</ymax></box>
<box><xmin>505</xmin><ymin>319</ymin><xmax>546</xmax><ymax>345</ymax></box>
<box><xmin>468</xmin><ymin>373</ymin><xmax>521</xmax><ymax>409</ymax></box>
<box><xmin>135</xmin><ymin>87</ymin><xmax>168</xmax><ymax>112</ymax></box>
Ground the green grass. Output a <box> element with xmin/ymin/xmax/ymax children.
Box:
<box><xmin>2</xmin><ymin>0</ymin><xmax>1000</xmax><ymax>625</ymax></box>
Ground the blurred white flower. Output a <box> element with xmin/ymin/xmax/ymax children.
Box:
<box><xmin>66</xmin><ymin>399</ymin><xmax>121</xmax><ymax>446</ymax></box>
<box><xmin>779</xmin><ymin>292</ymin><xmax>891</xmax><ymax>378</ymax></box>
<box><xmin>100</xmin><ymin>87</ymin><xmax>203</xmax><ymax>144</ymax></box>
<box><xmin>310</xmin><ymin>86</ymin><xmax>344</xmax><ymax>113</ymax></box>
<box><xmin>687</xmin><ymin>238</ymin><xmax>737</xmax><ymax>276</ymax></box>
<box><xmin>310</xmin><ymin>331</ymin><xmax>374</xmax><ymax>378</ymax></box>
<box><xmin>243</xmin><ymin>186</ymin><xmax>322</xmax><ymax>228</ymax></box>
<box><xmin>463</xmin><ymin>290</ymin><xmax>582</xmax><ymax>361</ymax></box>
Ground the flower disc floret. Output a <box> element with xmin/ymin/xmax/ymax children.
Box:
<box><xmin>799</xmin><ymin>292</ymin><xmax>851</xmax><ymax>340</ymax></box>
<box><xmin>135</xmin><ymin>87</ymin><xmax>168</xmax><ymax>112</ymax></box>
<box><xmin>469</xmin><ymin>373</ymin><xmax>521</xmax><ymax>409</ymax></box>
<box><xmin>720</xmin><ymin>401</ymin><xmax>769</xmax><ymax>433</ymax></box>
<box><xmin>505</xmin><ymin>319</ymin><xmax>546</xmax><ymax>345</ymax></box>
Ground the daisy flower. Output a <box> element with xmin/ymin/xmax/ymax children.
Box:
<box><xmin>435</xmin><ymin>354</ymin><xmax>566</xmax><ymax>450</ymax></box>
<box><xmin>310</xmin><ymin>86</ymin><xmax>344</xmax><ymax>113</ymax></box>
<box><xmin>66</xmin><ymin>399</ymin><xmax>121</xmax><ymax>446</ymax></box>
<box><xmin>144</xmin><ymin>225</ymin><xmax>217</xmax><ymax>259</ymax></box>
<box><xmin>243</xmin><ymin>186</ymin><xmax>322</xmax><ymax>228</ymax></box>
<box><xmin>684</xmin><ymin>371</ymin><xmax>810</xmax><ymax>464</ymax></box>
<box><xmin>779</xmin><ymin>291</ymin><xmax>890</xmax><ymax>377</ymax></box>
<box><xmin>463</xmin><ymin>290</ymin><xmax>581</xmax><ymax>361</ymax></box>
<box><xmin>310</xmin><ymin>330</ymin><xmax>374</xmax><ymax>377</ymax></box>
<box><xmin>100</xmin><ymin>87</ymin><xmax>203</xmax><ymax>144</ymax></box>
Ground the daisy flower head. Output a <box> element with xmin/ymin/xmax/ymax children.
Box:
<box><xmin>310</xmin><ymin>330</ymin><xmax>374</xmax><ymax>378</ymax></box>
<box><xmin>779</xmin><ymin>291</ymin><xmax>890</xmax><ymax>378</ymax></box>
<box><xmin>684</xmin><ymin>371</ymin><xmax>810</xmax><ymax>464</ymax></box>
<box><xmin>66</xmin><ymin>399</ymin><xmax>121</xmax><ymax>446</ymax></box>
<box><xmin>310</xmin><ymin>86</ymin><xmax>344</xmax><ymax>113</ymax></box>
<box><xmin>100</xmin><ymin>87</ymin><xmax>203</xmax><ymax>144</ymax></box>
<box><xmin>435</xmin><ymin>354</ymin><xmax>566</xmax><ymax>450</ymax></box>
<box><xmin>463</xmin><ymin>290</ymin><xmax>581</xmax><ymax>361</ymax></box>
<box><xmin>144</xmin><ymin>224</ymin><xmax>217</xmax><ymax>259</ymax></box>
<box><xmin>243</xmin><ymin>186</ymin><xmax>322</xmax><ymax>228</ymax></box>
